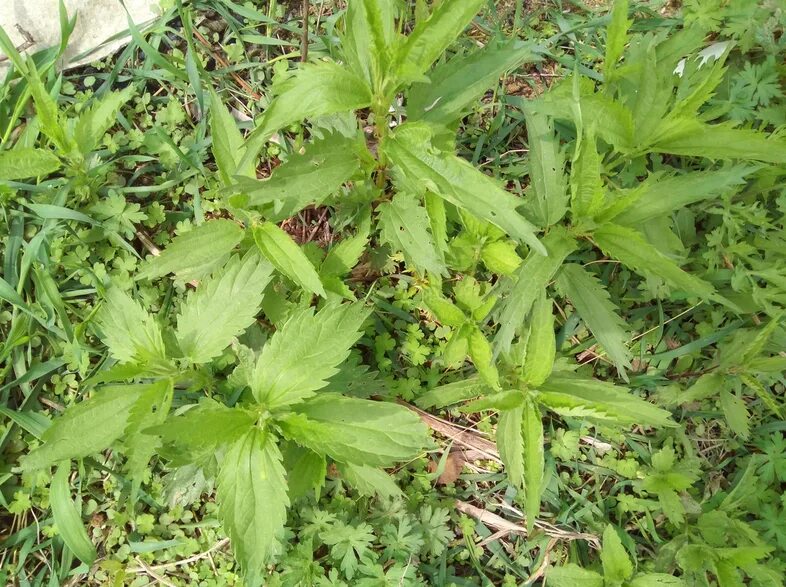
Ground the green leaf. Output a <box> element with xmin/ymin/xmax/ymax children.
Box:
<box><xmin>521</xmin><ymin>291</ymin><xmax>556</xmax><ymax>387</ymax></box>
<box><xmin>468</xmin><ymin>326</ymin><xmax>500</xmax><ymax>390</ymax></box>
<box><xmin>422</xmin><ymin>290</ymin><xmax>466</xmax><ymax>327</ymax></box>
<box><xmin>592</xmin><ymin>223</ymin><xmax>715</xmax><ymax>300</ymax></box>
<box><xmin>522</xmin><ymin>108</ymin><xmax>568</xmax><ymax>226</ymax></box>
<box><xmin>137</xmin><ymin>219</ymin><xmax>245</xmax><ymax>283</ymax></box>
<box><xmin>217</xmin><ymin>429</ymin><xmax>289</xmax><ymax>579</ymax></box>
<box><xmin>209</xmin><ymin>88</ymin><xmax>255</xmax><ymax>184</ymax></box>
<box><xmin>609</xmin><ymin>165</ymin><xmax>756</xmax><ymax>226</ymax></box>
<box><xmin>741</xmin><ymin>374</ymin><xmax>783</xmax><ymax>419</ymax></box>
<box><xmin>394</xmin><ymin>0</ymin><xmax>484</xmax><ymax>83</ymax></box>
<box><xmin>601</xmin><ymin>525</ymin><xmax>634</xmax><ymax>583</ymax></box>
<box><xmin>51</xmin><ymin>462</ymin><xmax>97</xmax><ymax>565</ymax></box>
<box><xmin>497</xmin><ymin>405</ymin><xmax>524</xmax><ymax>488</ymax></box>
<box><xmin>628</xmin><ymin>574</ymin><xmax>686</xmax><ymax>586</ymax></box>
<box><xmin>538</xmin><ymin>373</ymin><xmax>676</xmax><ymax>428</ymax></box>
<box><xmin>494</xmin><ymin>227</ymin><xmax>576</xmax><ymax>354</ymax></box>
<box><xmin>26</xmin><ymin>61</ymin><xmax>69</xmax><ymax>152</ymax></box>
<box><xmin>481</xmin><ymin>240</ymin><xmax>522</xmax><ymax>275</ymax></box>
<box><xmin>739</xmin><ymin>312</ymin><xmax>784</xmax><ymax>367</ymax></box>
<box><xmin>556</xmin><ymin>264</ymin><xmax>631</xmax><ymax>372</ymax></box>
<box><xmin>461</xmin><ymin>389</ymin><xmax>525</xmax><ymax>412</ymax></box>
<box><xmin>96</xmin><ymin>287</ymin><xmax>167</xmax><ymax>366</ymax></box>
<box><xmin>407</xmin><ymin>40</ymin><xmax>540</xmax><ymax>127</ymax></box>
<box><xmin>650</xmin><ymin>119</ymin><xmax>786</xmax><ymax>164</ymax></box>
<box><xmin>338</xmin><ymin>462</ymin><xmax>403</xmax><ymax>500</ymax></box>
<box><xmin>284</xmin><ymin>445</ymin><xmax>326</xmax><ymax>500</ymax></box>
<box><xmin>720</xmin><ymin>389</ymin><xmax>750</xmax><ymax>438</ymax></box>
<box><xmin>0</xmin><ymin>147</ymin><xmax>61</xmax><ymax>180</ymax></box>
<box><xmin>604</xmin><ymin>0</ymin><xmax>630</xmax><ymax>79</ymax></box>
<box><xmin>522</xmin><ymin>398</ymin><xmax>544</xmax><ymax>533</ymax></box>
<box><xmin>570</xmin><ymin>129</ymin><xmax>605</xmax><ymax>220</ymax></box>
<box><xmin>547</xmin><ymin>564</ymin><xmax>604</xmax><ymax>587</ymax></box>
<box><xmin>342</xmin><ymin>0</ymin><xmax>395</xmax><ymax>89</ymax></box>
<box><xmin>232</xmin><ymin>132</ymin><xmax>362</xmax><ymax>220</ymax></box>
<box><xmin>384</xmin><ymin>122</ymin><xmax>544</xmax><ymax>254</ymax></box>
<box><xmin>176</xmin><ymin>253</ymin><xmax>273</xmax><ymax>364</ymax></box>
<box><xmin>279</xmin><ymin>394</ymin><xmax>427</xmax><ymax>467</ymax></box>
<box><xmin>424</xmin><ymin>191</ymin><xmax>449</xmax><ymax>258</ymax></box>
<box><xmin>251</xmin><ymin>303</ymin><xmax>369</xmax><ymax>410</ymax></box>
<box><xmin>74</xmin><ymin>87</ymin><xmax>135</xmax><ymax>155</ymax></box>
<box><xmin>378</xmin><ymin>192</ymin><xmax>447</xmax><ymax>276</ymax></box>
<box><xmin>416</xmin><ymin>376</ymin><xmax>489</xmax><ymax>409</ymax></box>
<box><xmin>242</xmin><ymin>61</ymin><xmax>372</xmax><ymax>165</ymax></box>
<box><xmin>253</xmin><ymin>221</ymin><xmax>326</xmax><ymax>297</ymax></box>
<box><xmin>23</xmin><ymin>384</ymin><xmax>150</xmax><ymax>469</ymax></box>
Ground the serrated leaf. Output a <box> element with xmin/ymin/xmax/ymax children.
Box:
<box><xmin>176</xmin><ymin>253</ymin><xmax>273</xmax><ymax>364</ymax></box>
<box><xmin>408</xmin><ymin>40</ymin><xmax>540</xmax><ymax>126</ymax></box>
<box><xmin>593</xmin><ymin>223</ymin><xmax>715</xmax><ymax>300</ymax></box>
<box><xmin>494</xmin><ymin>227</ymin><xmax>576</xmax><ymax>355</ymax></box>
<box><xmin>96</xmin><ymin>287</ymin><xmax>167</xmax><ymax>366</ymax></box>
<box><xmin>23</xmin><ymin>384</ymin><xmax>151</xmax><ymax>469</ymax></box>
<box><xmin>628</xmin><ymin>574</ymin><xmax>686</xmax><ymax>586</ymax></box>
<box><xmin>279</xmin><ymin>394</ymin><xmax>427</xmax><ymax>467</ymax></box>
<box><xmin>719</xmin><ymin>389</ymin><xmax>749</xmax><ymax>438</ymax></box>
<box><xmin>232</xmin><ymin>132</ymin><xmax>361</xmax><ymax>220</ymax></box>
<box><xmin>26</xmin><ymin>61</ymin><xmax>69</xmax><ymax>152</ymax></box>
<box><xmin>321</xmin><ymin>211</ymin><xmax>371</xmax><ymax>278</ymax></box>
<box><xmin>251</xmin><ymin>303</ymin><xmax>369</xmax><ymax>410</ymax></box>
<box><xmin>422</xmin><ymin>290</ymin><xmax>466</xmax><ymax>327</ymax></box>
<box><xmin>739</xmin><ymin>313</ymin><xmax>784</xmax><ymax>367</ymax></box>
<box><xmin>384</xmin><ymin>122</ymin><xmax>544</xmax><ymax>254</ymax></box>
<box><xmin>570</xmin><ymin>129</ymin><xmax>605</xmax><ymax>219</ymax></box>
<box><xmin>209</xmin><ymin>88</ymin><xmax>255</xmax><ymax>184</ymax></box>
<box><xmin>342</xmin><ymin>0</ymin><xmax>395</xmax><ymax>89</ymax></box>
<box><xmin>0</xmin><ymin>147</ymin><xmax>61</xmax><ymax>180</ymax></box>
<box><xmin>461</xmin><ymin>389</ymin><xmax>525</xmax><ymax>412</ymax></box>
<box><xmin>468</xmin><ymin>326</ymin><xmax>500</xmax><ymax>390</ymax></box>
<box><xmin>547</xmin><ymin>564</ymin><xmax>604</xmax><ymax>587</ymax></box>
<box><xmin>521</xmin><ymin>291</ymin><xmax>556</xmax><ymax>387</ymax></box>
<box><xmin>74</xmin><ymin>87</ymin><xmax>135</xmax><ymax>155</ymax></box>
<box><xmin>416</xmin><ymin>376</ymin><xmax>489</xmax><ymax>410</ymax></box>
<box><xmin>497</xmin><ymin>405</ymin><xmax>524</xmax><ymax>488</ymax></box>
<box><xmin>378</xmin><ymin>192</ymin><xmax>447</xmax><ymax>276</ymax></box>
<box><xmin>253</xmin><ymin>221</ymin><xmax>326</xmax><ymax>297</ymax></box>
<box><xmin>137</xmin><ymin>219</ymin><xmax>245</xmax><ymax>283</ymax></box>
<box><xmin>284</xmin><ymin>445</ymin><xmax>326</xmax><ymax>501</ymax></box>
<box><xmin>740</xmin><ymin>374</ymin><xmax>781</xmax><ymax>419</ymax></box>
<box><xmin>217</xmin><ymin>429</ymin><xmax>289</xmax><ymax>579</ymax></box>
<box><xmin>604</xmin><ymin>0</ymin><xmax>630</xmax><ymax>78</ymax></box>
<box><xmin>481</xmin><ymin>240</ymin><xmax>522</xmax><ymax>275</ymax></box>
<box><xmin>394</xmin><ymin>0</ymin><xmax>485</xmax><ymax>83</ymax></box>
<box><xmin>522</xmin><ymin>398</ymin><xmax>544</xmax><ymax>533</ymax></box>
<box><xmin>538</xmin><ymin>373</ymin><xmax>676</xmax><ymax>428</ymax></box>
<box><xmin>523</xmin><ymin>108</ymin><xmax>568</xmax><ymax>226</ymax></box>
<box><xmin>338</xmin><ymin>462</ymin><xmax>403</xmax><ymax>500</ymax></box>
<box><xmin>556</xmin><ymin>264</ymin><xmax>631</xmax><ymax>372</ymax></box>
<box><xmin>51</xmin><ymin>462</ymin><xmax>97</xmax><ymax>565</ymax></box>
<box><xmin>602</xmin><ymin>525</ymin><xmax>634</xmax><ymax>583</ymax></box>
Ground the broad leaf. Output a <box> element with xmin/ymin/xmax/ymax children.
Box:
<box><xmin>74</xmin><ymin>87</ymin><xmax>135</xmax><ymax>155</ymax></box>
<box><xmin>521</xmin><ymin>291</ymin><xmax>556</xmax><ymax>387</ymax></box>
<box><xmin>416</xmin><ymin>376</ymin><xmax>489</xmax><ymax>410</ymax></box>
<box><xmin>628</xmin><ymin>574</ymin><xmax>686</xmax><ymax>586</ymax></box>
<box><xmin>251</xmin><ymin>303</ymin><xmax>369</xmax><ymax>410</ymax></box>
<box><xmin>51</xmin><ymin>462</ymin><xmax>97</xmax><ymax>565</ymax></box>
<box><xmin>384</xmin><ymin>122</ymin><xmax>544</xmax><ymax>254</ymax></box>
<box><xmin>570</xmin><ymin>129</ymin><xmax>605</xmax><ymax>220</ymax></box>
<box><xmin>26</xmin><ymin>61</ymin><xmax>69</xmax><ymax>152</ymax></box>
<box><xmin>601</xmin><ymin>525</ymin><xmax>634</xmax><ymax>583</ymax></box>
<box><xmin>279</xmin><ymin>394</ymin><xmax>427</xmax><ymax>467</ymax></box>
<box><xmin>176</xmin><ymin>253</ymin><xmax>273</xmax><ymax>364</ymax></box>
<box><xmin>720</xmin><ymin>389</ymin><xmax>749</xmax><ymax>438</ymax></box>
<box><xmin>593</xmin><ymin>223</ymin><xmax>715</xmax><ymax>300</ymax></box>
<box><xmin>342</xmin><ymin>0</ymin><xmax>396</xmax><ymax>89</ymax></box>
<box><xmin>556</xmin><ymin>263</ymin><xmax>632</xmax><ymax>372</ymax></box>
<box><xmin>538</xmin><ymin>373</ymin><xmax>676</xmax><ymax>428</ymax></box>
<box><xmin>604</xmin><ymin>0</ymin><xmax>630</xmax><ymax>79</ymax></box>
<box><xmin>284</xmin><ymin>445</ymin><xmax>327</xmax><ymax>500</ymax></box>
<box><xmin>468</xmin><ymin>326</ymin><xmax>500</xmax><ymax>390</ymax></box>
<box><xmin>494</xmin><ymin>227</ymin><xmax>576</xmax><ymax>354</ymax></box>
<box><xmin>209</xmin><ymin>88</ymin><xmax>255</xmax><ymax>184</ymax></box>
<box><xmin>217</xmin><ymin>429</ymin><xmax>289</xmax><ymax>579</ymax></box>
<box><xmin>497</xmin><ymin>406</ymin><xmax>524</xmax><ymax>488</ymax></box>
<box><xmin>523</xmin><ymin>108</ymin><xmax>568</xmax><ymax>226</ymax></box>
<box><xmin>378</xmin><ymin>192</ymin><xmax>447</xmax><ymax>276</ymax></box>
<box><xmin>96</xmin><ymin>287</ymin><xmax>167</xmax><ymax>365</ymax></box>
<box><xmin>522</xmin><ymin>398</ymin><xmax>544</xmax><ymax>533</ymax></box>
<box><xmin>0</xmin><ymin>147</ymin><xmax>61</xmax><ymax>180</ymax></box>
<box><xmin>23</xmin><ymin>385</ymin><xmax>150</xmax><ymax>469</ymax></box>
<box><xmin>461</xmin><ymin>389</ymin><xmax>525</xmax><ymax>412</ymax></box>
<box><xmin>253</xmin><ymin>221</ymin><xmax>326</xmax><ymax>297</ymax></box>
<box><xmin>547</xmin><ymin>564</ymin><xmax>604</xmax><ymax>587</ymax></box>
<box><xmin>137</xmin><ymin>219</ymin><xmax>245</xmax><ymax>283</ymax></box>
<box><xmin>338</xmin><ymin>462</ymin><xmax>403</xmax><ymax>500</ymax></box>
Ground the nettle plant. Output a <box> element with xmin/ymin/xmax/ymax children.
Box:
<box><xmin>23</xmin><ymin>250</ymin><xmax>427</xmax><ymax>582</ymax></box>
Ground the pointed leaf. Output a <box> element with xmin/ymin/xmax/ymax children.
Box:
<box><xmin>209</xmin><ymin>88</ymin><xmax>255</xmax><ymax>184</ymax></box>
<box><xmin>253</xmin><ymin>221</ymin><xmax>326</xmax><ymax>297</ymax></box>
<box><xmin>416</xmin><ymin>376</ymin><xmax>489</xmax><ymax>410</ymax></box>
<box><xmin>523</xmin><ymin>108</ymin><xmax>568</xmax><ymax>226</ymax></box>
<box><xmin>0</xmin><ymin>147</ymin><xmax>61</xmax><ymax>180</ymax></box>
<box><xmin>468</xmin><ymin>326</ymin><xmax>500</xmax><ymax>390</ymax></box>
<box><xmin>570</xmin><ymin>128</ymin><xmax>605</xmax><ymax>220</ymax></box>
<box><xmin>74</xmin><ymin>87</ymin><xmax>135</xmax><ymax>155</ymax></box>
<box><xmin>547</xmin><ymin>564</ymin><xmax>604</xmax><ymax>587</ymax></box>
<box><xmin>338</xmin><ymin>462</ymin><xmax>403</xmax><ymax>500</ymax></box>
<box><xmin>51</xmin><ymin>463</ymin><xmax>97</xmax><ymax>565</ymax></box>
<box><xmin>601</xmin><ymin>525</ymin><xmax>634</xmax><ymax>583</ymax></box>
<box><xmin>522</xmin><ymin>398</ymin><xmax>544</xmax><ymax>533</ymax></box>
<box><xmin>521</xmin><ymin>292</ymin><xmax>556</xmax><ymax>387</ymax></box>
<box><xmin>96</xmin><ymin>288</ymin><xmax>167</xmax><ymax>365</ymax></box>
<box><xmin>497</xmin><ymin>405</ymin><xmax>524</xmax><ymax>488</ymax></box>
<box><xmin>604</xmin><ymin>0</ymin><xmax>630</xmax><ymax>78</ymax></box>
<box><xmin>342</xmin><ymin>0</ymin><xmax>396</xmax><ymax>87</ymax></box>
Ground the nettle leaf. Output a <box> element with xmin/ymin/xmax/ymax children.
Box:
<box><xmin>251</xmin><ymin>303</ymin><xmax>369</xmax><ymax>410</ymax></box>
<box><xmin>342</xmin><ymin>0</ymin><xmax>396</xmax><ymax>89</ymax></box>
<box><xmin>556</xmin><ymin>263</ymin><xmax>632</xmax><ymax>373</ymax></box>
<box><xmin>26</xmin><ymin>62</ymin><xmax>69</xmax><ymax>152</ymax></box>
<box><xmin>570</xmin><ymin>129</ymin><xmax>606</xmax><ymax>220</ymax></box>
<box><xmin>461</xmin><ymin>389</ymin><xmax>525</xmax><ymax>412</ymax></box>
<box><xmin>0</xmin><ymin>147</ymin><xmax>61</xmax><ymax>180</ymax></box>
<box><xmin>422</xmin><ymin>289</ymin><xmax>466</xmax><ymax>327</ymax></box>
<box><xmin>279</xmin><ymin>394</ymin><xmax>427</xmax><ymax>467</ymax></box>
<box><xmin>603</xmin><ymin>0</ymin><xmax>630</xmax><ymax>79</ymax></box>
<box><xmin>232</xmin><ymin>132</ymin><xmax>362</xmax><ymax>221</ymax></box>
<box><xmin>395</xmin><ymin>0</ymin><xmax>484</xmax><ymax>84</ymax></box>
<box><xmin>176</xmin><ymin>253</ymin><xmax>273</xmax><ymax>364</ymax></box>
<box><xmin>416</xmin><ymin>376</ymin><xmax>489</xmax><ymax>410</ymax></box>
<box><xmin>384</xmin><ymin>122</ymin><xmax>544</xmax><ymax>254</ymax></box>
<box><xmin>217</xmin><ymin>429</ymin><xmax>289</xmax><ymax>579</ymax></box>
<box><xmin>468</xmin><ymin>326</ymin><xmax>500</xmax><ymax>390</ymax></box>
<box><xmin>720</xmin><ymin>389</ymin><xmax>750</xmax><ymax>439</ymax></box>
<box><xmin>284</xmin><ymin>444</ymin><xmax>326</xmax><ymax>500</ymax></box>
<box><xmin>601</xmin><ymin>525</ymin><xmax>634</xmax><ymax>583</ymax></box>
<box><xmin>253</xmin><ymin>221</ymin><xmax>326</xmax><ymax>297</ymax></box>
<box><xmin>608</xmin><ymin>165</ymin><xmax>756</xmax><ymax>226</ymax></box>
<box><xmin>547</xmin><ymin>564</ymin><xmax>604</xmax><ymax>587</ymax></box>
<box><xmin>137</xmin><ymin>219</ymin><xmax>245</xmax><ymax>283</ymax></box>
<box><xmin>538</xmin><ymin>373</ymin><xmax>675</xmax><ymax>428</ymax></box>
<box><xmin>494</xmin><ymin>227</ymin><xmax>576</xmax><ymax>355</ymax></box>
<box><xmin>592</xmin><ymin>223</ymin><xmax>715</xmax><ymax>300</ymax></box>
<box><xmin>321</xmin><ymin>211</ymin><xmax>371</xmax><ymax>278</ymax></box>
<box><xmin>522</xmin><ymin>399</ymin><xmax>544</xmax><ymax>532</ymax></box>
<box><xmin>497</xmin><ymin>405</ymin><xmax>525</xmax><ymax>488</ymax></box>
<box><xmin>74</xmin><ymin>86</ymin><xmax>135</xmax><ymax>155</ymax></box>
<box><xmin>378</xmin><ymin>192</ymin><xmax>447</xmax><ymax>276</ymax></box>
<box><xmin>96</xmin><ymin>287</ymin><xmax>167</xmax><ymax>365</ymax></box>
<box><xmin>23</xmin><ymin>384</ymin><xmax>151</xmax><ymax>469</ymax></box>
<box><xmin>338</xmin><ymin>462</ymin><xmax>403</xmax><ymax>500</ymax></box>
<box><xmin>209</xmin><ymin>88</ymin><xmax>255</xmax><ymax>184</ymax></box>
<box><xmin>523</xmin><ymin>108</ymin><xmax>568</xmax><ymax>227</ymax></box>
<box><xmin>408</xmin><ymin>40</ymin><xmax>540</xmax><ymax>127</ymax></box>
<box><xmin>50</xmin><ymin>462</ymin><xmax>97</xmax><ymax>565</ymax></box>
<box><xmin>521</xmin><ymin>291</ymin><xmax>556</xmax><ymax>387</ymax></box>
<box><xmin>650</xmin><ymin>119</ymin><xmax>786</xmax><ymax>164</ymax></box>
